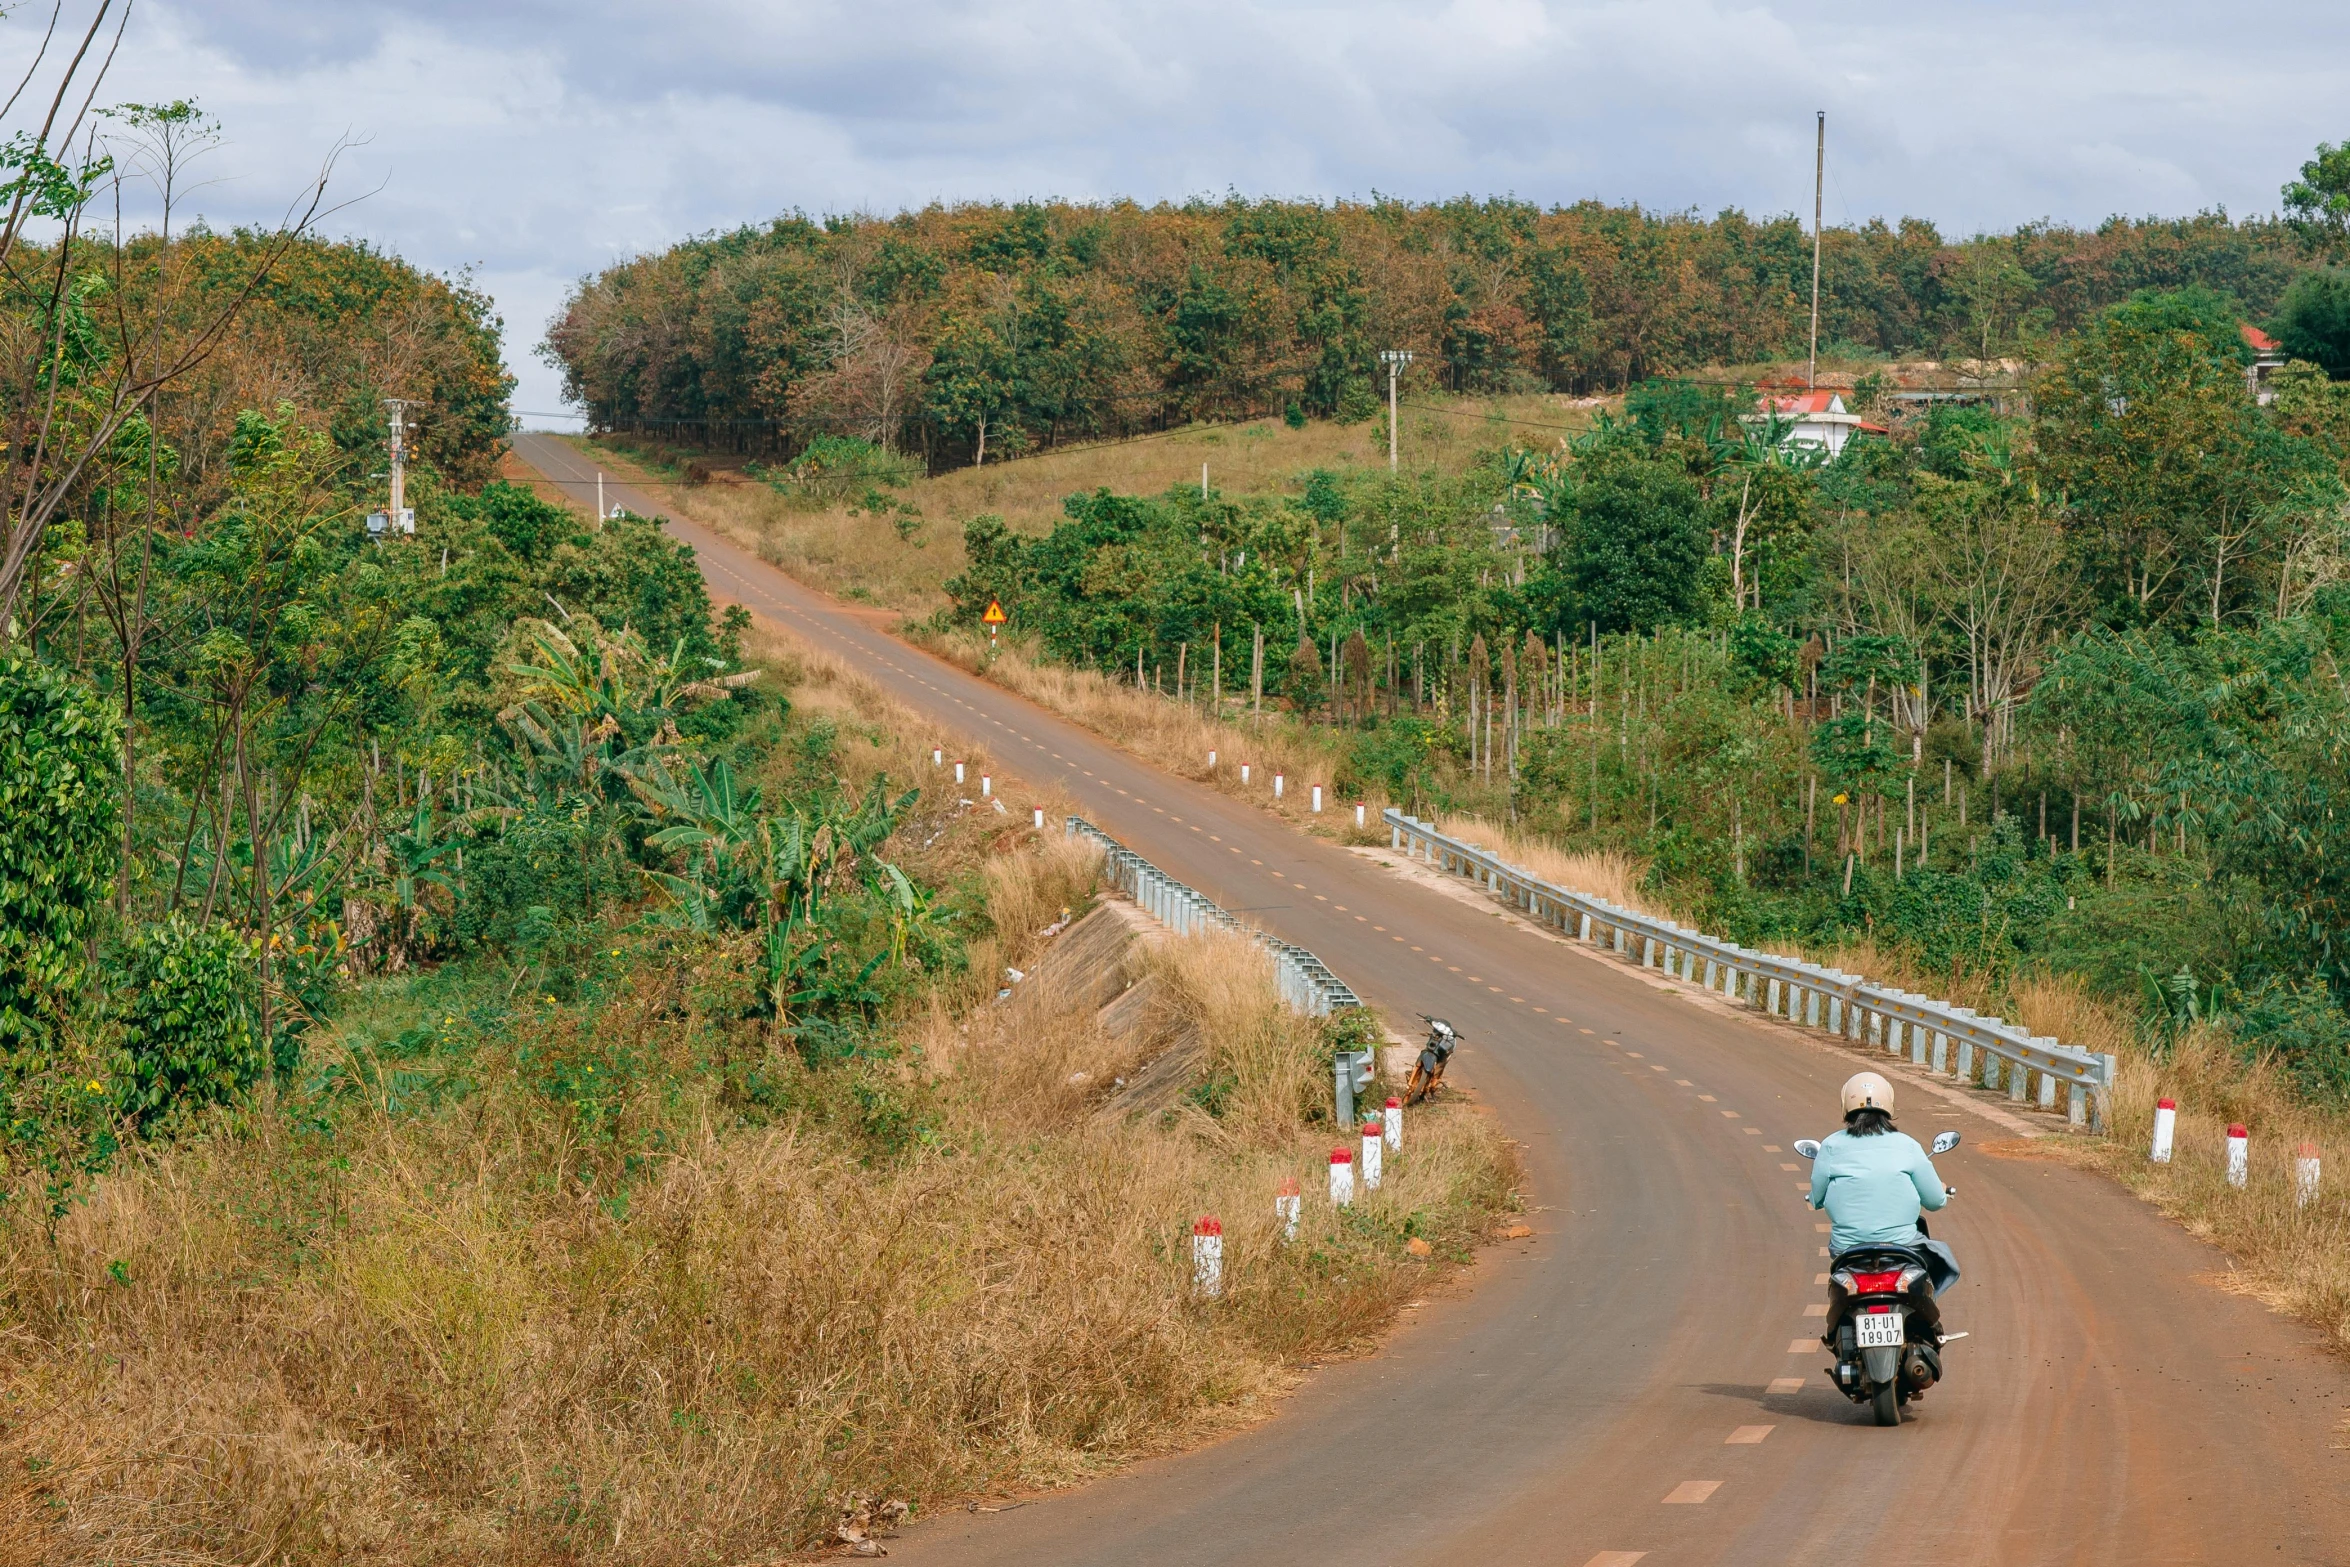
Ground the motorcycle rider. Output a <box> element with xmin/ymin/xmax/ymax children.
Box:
<box><xmin>1811</xmin><ymin>1072</ymin><xmax>1959</xmax><ymax>1348</ymax></box>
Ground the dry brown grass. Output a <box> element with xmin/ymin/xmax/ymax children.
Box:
<box><xmin>915</xmin><ymin>632</ymin><xmax>1394</xmax><ymax>838</ymax></box>
<box><xmin>559</xmin><ymin>395</ymin><xmax>1599</xmax><ymax>617</ymax></box>
<box><xmin>1428</xmin><ymin>813</ymin><xmax>1663</xmax><ymax>917</ymax></box>
<box><xmin>2061</xmin><ymin>1018</ymin><xmax>2350</xmax><ymax>1353</ymax></box>
<box><xmin>0</xmin><ymin>620</ymin><xmax>1515</xmax><ymax>1565</ymax></box>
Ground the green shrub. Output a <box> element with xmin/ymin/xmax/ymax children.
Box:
<box><xmin>0</xmin><ymin>656</ymin><xmax>119</xmax><ymax>1076</ymax></box>
<box><xmin>115</xmin><ymin>915</ymin><xmax>261</xmax><ymax>1127</ymax></box>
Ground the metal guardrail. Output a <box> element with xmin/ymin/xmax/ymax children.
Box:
<box><xmin>1066</xmin><ymin>816</ymin><xmax>1360</xmax><ymax>1017</ymax></box>
<box><xmin>1384</xmin><ymin>810</ymin><xmax>2117</xmax><ymax>1129</ymax></box>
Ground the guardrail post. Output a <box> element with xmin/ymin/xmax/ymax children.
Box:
<box><xmin>2096</xmin><ymin>1053</ymin><xmax>2117</xmax><ymax>1133</ymax></box>
<box><xmin>2007</xmin><ymin>1056</ymin><xmax>2029</xmax><ymax>1103</ymax></box>
<box><xmin>1828</xmin><ymin>993</ymin><xmax>1843</xmax><ymax>1033</ymax></box>
<box><xmin>2035</xmin><ymin>1043</ymin><xmax>2061</xmax><ymax>1111</ymax></box>
<box><xmin>1766</xmin><ymin>977</ymin><xmax>1781</xmax><ymax>1016</ymax></box>
<box><xmin>2066</xmin><ymin>1080</ymin><xmax>2087</xmax><ymax>1129</ymax></box>
<box><xmin>1930</xmin><ymin>1031</ymin><xmax>1948</xmax><ymax>1074</ymax></box>
<box><xmin>1579</xmin><ymin>912</ymin><xmax>1592</xmax><ymax>942</ymax></box>
<box><xmin>1910</xmin><ymin>1020</ymin><xmax>1928</xmax><ymax>1066</ymax></box>
<box><xmin>1956</xmin><ymin>1036</ymin><xmax>1974</xmax><ymax>1082</ymax></box>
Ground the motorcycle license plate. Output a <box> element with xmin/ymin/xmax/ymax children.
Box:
<box><xmin>1855</xmin><ymin>1312</ymin><xmax>1904</xmax><ymax>1348</ymax></box>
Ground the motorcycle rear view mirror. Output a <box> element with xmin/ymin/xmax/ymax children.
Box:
<box><xmin>1792</xmin><ymin>1138</ymin><xmax>1822</xmax><ymax>1160</ymax></box>
<box><xmin>1931</xmin><ymin>1131</ymin><xmax>1962</xmax><ymax>1155</ymax></box>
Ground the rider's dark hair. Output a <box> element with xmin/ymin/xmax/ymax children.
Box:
<box><xmin>1844</xmin><ymin>1107</ymin><xmax>1896</xmax><ymax>1136</ymax></box>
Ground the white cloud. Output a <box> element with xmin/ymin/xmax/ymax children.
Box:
<box><xmin>6</xmin><ymin>1</ymin><xmax>2344</xmax><ymax>426</ymax></box>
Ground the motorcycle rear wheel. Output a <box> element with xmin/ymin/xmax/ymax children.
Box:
<box><xmin>1870</xmin><ymin>1382</ymin><xmax>1900</xmax><ymax>1426</ymax></box>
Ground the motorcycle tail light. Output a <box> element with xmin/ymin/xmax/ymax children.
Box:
<box><xmin>1897</xmin><ymin>1265</ymin><xmax>1928</xmax><ymax>1293</ymax></box>
<box><xmin>1850</xmin><ymin>1269</ymin><xmax>1906</xmax><ymax>1294</ymax></box>
<box><xmin>1829</xmin><ymin>1268</ymin><xmax>1857</xmax><ymax>1293</ymax></box>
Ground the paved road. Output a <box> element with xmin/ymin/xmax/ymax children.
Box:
<box><xmin>512</xmin><ymin>433</ymin><xmax>2350</xmax><ymax>1565</ymax></box>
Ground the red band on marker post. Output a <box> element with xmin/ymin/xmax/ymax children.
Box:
<box><xmin>2228</xmin><ymin>1123</ymin><xmax>2248</xmax><ymax>1138</ymax></box>
<box><xmin>1193</xmin><ymin>1216</ymin><xmax>1222</xmax><ymax>1236</ymax></box>
<box><xmin>2157</xmin><ymin>1097</ymin><xmax>2176</xmax><ymax>1110</ymax></box>
<box><xmin>1331</xmin><ymin>1148</ymin><xmax>1351</xmax><ymax>1163</ymax></box>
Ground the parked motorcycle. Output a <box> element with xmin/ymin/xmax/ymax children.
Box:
<box><xmin>1404</xmin><ymin>1016</ymin><xmax>1460</xmax><ymax>1105</ymax></box>
<box><xmin>1792</xmin><ymin>1128</ymin><xmax>1963</xmax><ymax>1426</ymax></box>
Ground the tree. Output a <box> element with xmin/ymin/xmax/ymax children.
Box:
<box><xmin>0</xmin><ymin>26</ymin><xmax>346</xmax><ymax>626</ymax></box>
<box><xmin>2032</xmin><ymin>288</ymin><xmax>2265</xmax><ymax>621</ymax></box>
<box><xmin>2273</xmin><ymin>268</ymin><xmax>2350</xmax><ymax>379</ymax></box>
<box><xmin>1561</xmin><ymin>460</ymin><xmax>1709</xmax><ymax>633</ymax></box>
<box><xmin>1285</xmin><ymin>629</ymin><xmax>1325</xmax><ymax>714</ymax></box>
<box><xmin>2284</xmin><ymin>141</ymin><xmax>2350</xmax><ymax>258</ymax></box>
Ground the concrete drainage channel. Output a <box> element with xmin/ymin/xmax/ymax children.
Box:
<box><xmin>1384</xmin><ymin>810</ymin><xmax>2119</xmax><ymax>1131</ymax></box>
<box><xmin>1065</xmin><ymin>816</ymin><xmax>1359</xmax><ymax>1017</ymax></box>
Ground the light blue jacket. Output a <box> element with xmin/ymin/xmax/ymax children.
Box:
<box><xmin>1809</xmin><ymin>1128</ymin><xmax>1947</xmax><ymax>1255</ymax></box>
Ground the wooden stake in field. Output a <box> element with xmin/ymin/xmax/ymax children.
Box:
<box><xmin>1252</xmin><ymin>623</ymin><xmax>1264</xmax><ymax>715</ymax></box>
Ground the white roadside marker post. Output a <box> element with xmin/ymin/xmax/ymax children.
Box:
<box><xmin>1385</xmin><ymin>1096</ymin><xmax>1403</xmax><ymax>1153</ymax></box>
<box><xmin>953</xmin><ymin>760</ymin><xmax>965</xmax><ymax>785</ymax></box>
<box><xmin>1330</xmin><ymin>1148</ymin><xmax>1354</xmax><ymax>1207</ymax></box>
<box><xmin>1360</xmin><ymin>1118</ymin><xmax>1383</xmax><ymax>1191</ymax></box>
<box><xmin>1275</xmin><ymin>772</ymin><xmax>1286</xmax><ymax>799</ymax></box>
<box><xmin>980</xmin><ymin>773</ymin><xmax>991</xmax><ymax>797</ymax></box>
<box><xmin>2296</xmin><ymin>1143</ymin><xmax>2321</xmax><ymax>1209</ymax></box>
<box><xmin>1241</xmin><ymin>763</ymin><xmax>1251</xmax><ymax>785</ymax></box>
<box><xmin>932</xmin><ymin>747</ymin><xmax>943</xmax><ymax>768</ymax></box>
<box><xmin>2151</xmin><ymin>1097</ymin><xmax>2176</xmax><ymax>1163</ymax></box>
<box><xmin>1031</xmin><ymin>807</ymin><xmax>1044</xmax><ymax>830</ymax></box>
<box><xmin>1356</xmin><ymin>803</ymin><xmax>1367</xmax><ymax>829</ymax></box>
<box><xmin>1311</xmin><ymin>784</ymin><xmax>1323</xmax><ymax>813</ymax></box>
<box><xmin>2226</xmin><ymin>1123</ymin><xmax>2250</xmax><ymax>1189</ymax></box>
<box><xmin>1276</xmin><ymin>1177</ymin><xmax>1302</xmax><ymax>1241</ymax></box>
<box><xmin>1192</xmin><ymin>1216</ymin><xmax>1224</xmax><ymax>1299</ymax></box>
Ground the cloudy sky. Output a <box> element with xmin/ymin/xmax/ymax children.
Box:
<box><xmin>22</xmin><ymin>1</ymin><xmax>2349</xmax><ymax>424</ymax></box>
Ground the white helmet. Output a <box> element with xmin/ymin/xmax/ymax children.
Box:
<box><xmin>1841</xmin><ymin>1071</ymin><xmax>1895</xmax><ymax>1116</ymax></box>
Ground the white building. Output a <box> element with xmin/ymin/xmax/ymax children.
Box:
<box><xmin>1746</xmin><ymin>389</ymin><xmax>1886</xmax><ymax>460</ymax></box>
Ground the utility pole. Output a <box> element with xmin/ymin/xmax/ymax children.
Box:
<box><xmin>1808</xmin><ymin>111</ymin><xmax>1825</xmax><ymax>392</ymax></box>
<box><xmin>374</xmin><ymin>398</ymin><xmax>416</xmax><ymax>536</ymax></box>
<box><xmin>1379</xmin><ymin>350</ymin><xmax>1414</xmax><ymax>474</ymax></box>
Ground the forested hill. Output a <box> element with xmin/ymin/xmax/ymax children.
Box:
<box><xmin>546</xmin><ymin>196</ymin><xmax>2318</xmax><ymax>462</ymax></box>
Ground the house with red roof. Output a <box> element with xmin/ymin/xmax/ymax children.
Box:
<box><xmin>1745</xmin><ymin>388</ymin><xmax>1887</xmax><ymax>460</ymax></box>
<box><xmin>2242</xmin><ymin>323</ymin><xmax>2287</xmax><ymax>405</ymax></box>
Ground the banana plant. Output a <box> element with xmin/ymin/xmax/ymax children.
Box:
<box><xmin>379</xmin><ymin>800</ymin><xmax>464</xmax><ymax>963</ymax></box>
<box><xmin>506</xmin><ymin>621</ymin><xmax>758</xmax><ymax>740</ymax></box>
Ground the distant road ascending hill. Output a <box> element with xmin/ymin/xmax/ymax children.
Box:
<box><xmin>515</xmin><ymin>428</ymin><xmax>2350</xmax><ymax>1567</ymax></box>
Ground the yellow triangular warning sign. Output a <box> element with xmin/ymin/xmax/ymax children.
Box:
<box><xmin>982</xmin><ymin>599</ymin><xmax>1008</xmax><ymax>625</ymax></box>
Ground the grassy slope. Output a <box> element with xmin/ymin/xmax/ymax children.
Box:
<box><xmin>0</xmin><ymin>622</ymin><xmax>1515</xmax><ymax>1563</ymax></box>
<box><xmin>569</xmin><ymin>394</ymin><xmax>1593</xmax><ymax>615</ymax></box>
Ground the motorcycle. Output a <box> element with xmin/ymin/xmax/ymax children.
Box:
<box><xmin>1404</xmin><ymin>1016</ymin><xmax>1460</xmax><ymax>1105</ymax></box>
<box><xmin>1792</xmin><ymin>1128</ymin><xmax>1963</xmax><ymax>1426</ymax></box>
